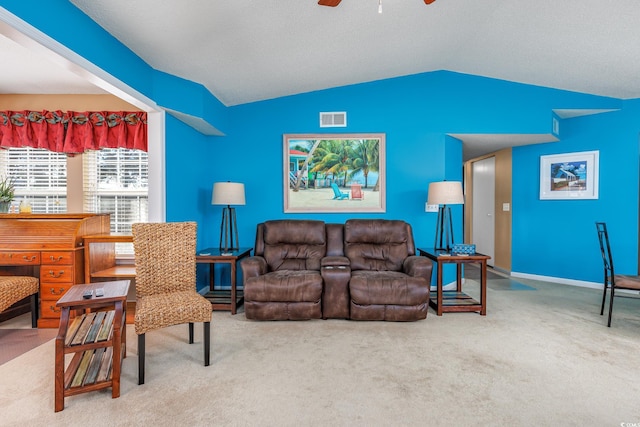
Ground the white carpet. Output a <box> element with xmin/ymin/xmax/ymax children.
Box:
<box><xmin>1</xmin><ymin>278</ymin><xmax>639</xmax><ymax>427</ymax></box>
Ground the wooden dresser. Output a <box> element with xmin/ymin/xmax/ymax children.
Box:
<box><xmin>0</xmin><ymin>213</ymin><xmax>110</xmax><ymax>328</ymax></box>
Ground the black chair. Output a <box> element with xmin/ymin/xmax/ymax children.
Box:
<box><xmin>595</xmin><ymin>222</ymin><xmax>640</xmax><ymax>326</ymax></box>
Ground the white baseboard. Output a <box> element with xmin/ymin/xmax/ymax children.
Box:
<box><xmin>511</xmin><ymin>271</ymin><xmax>602</xmax><ymax>290</ymax></box>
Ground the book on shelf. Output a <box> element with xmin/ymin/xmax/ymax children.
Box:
<box><xmin>96</xmin><ymin>310</ymin><xmax>115</xmax><ymax>342</ymax></box>
<box><xmin>96</xmin><ymin>346</ymin><xmax>113</xmax><ymax>383</ymax></box>
<box><xmin>70</xmin><ymin>350</ymin><xmax>94</xmax><ymax>388</ymax></box>
<box><xmin>84</xmin><ymin>311</ymin><xmax>106</xmax><ymax>344</ymax></box>
<box><xmin>64</xmin><ymin>315</ymin><xmax>85</xmax><ymax>346</ymax></box>
<box><xmin>70</xmin><ymin>312</ymin><xmax>96</xmax><ymax>346</ymax></box>
<box><xmin>83</xmin><ymin>348</ymin><xmax>105</xmax><ymax>385</ymax></box>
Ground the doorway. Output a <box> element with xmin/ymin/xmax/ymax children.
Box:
<box><xmin>472</xmin><ymin>156</ymin><xmax>495</xmax><ymax>266</ymax></box>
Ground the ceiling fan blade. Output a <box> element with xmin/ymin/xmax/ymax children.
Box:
<box><xmin>424</xmin><ymin>0</ymin><xmax>436</xmax><ymax>4</ymax></box>
<box><xmin>318</xmin><ymin>0</ymin><xmax>342</xmax><ymax>6</ymax></box>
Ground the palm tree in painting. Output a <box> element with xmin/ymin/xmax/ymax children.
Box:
<box><xmin>368</xmin><ymin>140</ymin><xmax>381</xmax><ymax>192</ymax></box>
<box><xmin>310</xmin><ymin>139</ymin><xmax>353</xmax><ymax>187</ymax></box>
<box><xmin>348</xmin><ymin>139</ymin><xmax>379</xmax><ymax>189</ymax></box>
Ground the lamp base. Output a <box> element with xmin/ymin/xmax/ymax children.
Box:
<box><xmin>434</xmin><ymin>205</ymin><xmax>455</xmax><ymax>252</ymax></box>
<box><xmin>219</xmin><ymin>206</ymin><xmax>239</xmax><ymax>252</ymax></box>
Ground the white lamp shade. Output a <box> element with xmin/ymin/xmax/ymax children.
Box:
<box><xmin>427</xmin><ymin>181</ymin><xmax>464</xmax><ymax>205</ymax></box>
<box><xmin>212</xmin><ymin>182</ymin><xmax>246</xmax><ymax>205</ymax></box>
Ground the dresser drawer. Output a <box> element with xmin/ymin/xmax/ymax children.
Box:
<box><xmin>0</xmin><ymin>251</ymin><xmax>41</xmax><ymax>265</ymax></box>
<box><xmin>39</xmin><ymin>283</ymin><xmax>74</xmax><ymax>319</ymax></box>
<box><xmin>40</xmin><ymin>283</ymin><xmax>74</xmax><ymax>300</ymax></box>
<box><xmin>40</xmin><ymin>266</ymin><xmax>75</xmax><ymax>283</ymax></box>
<box><xmin>42</xmin><ymin>251</ymin><xmax>74</xmax><ymax>265</ymax></box>
<box><xmin>41</xmin><ymin>300</ymin><xmax>64</xmax><ymax>318</ymax></box>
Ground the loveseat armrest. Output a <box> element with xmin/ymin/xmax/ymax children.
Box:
<box><xmin>403</xmin><ymin>255</ymin><xmax>433</xmax><ymax>280</ymax></box>
<box><xmin>321</xmin><ymin>256</ymin><xmax>351</xmax><ymax>319</ymax></box>
<box><xmin>240</xmin><ymin>256</ymin><xmax>268</xmax><ymax>281</ymax></box>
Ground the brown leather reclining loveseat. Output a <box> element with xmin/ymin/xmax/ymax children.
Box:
<box><xmin>241</xmin><ymin>219</ymin><xmax>433</xmax><ymax>321</ymax></box>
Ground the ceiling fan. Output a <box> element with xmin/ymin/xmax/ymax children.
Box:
<box><xmin>318</xmin><ymin>0</ymin><xmax>436</xmax><ymax>6</ymax></box>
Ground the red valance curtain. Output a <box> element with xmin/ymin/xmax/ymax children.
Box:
<box><xmin>0</xmin><ymin>110</ymin><xmax>147</xmax><ymax>153</ymax></box>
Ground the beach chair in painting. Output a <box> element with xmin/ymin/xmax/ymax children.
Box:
<box><xmin>331</xmin><ymin>183</ymin><xmax>349</xmax><ymax>200</ymax></box>
<box><xmin>350</xmin><ymin>184</ymin><xmax>363</xmax><ymax>201</ymax></box>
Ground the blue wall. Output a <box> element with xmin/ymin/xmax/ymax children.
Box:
<box><xmin>513</xmin><ymin>104</ymin><xmax>640</xmax><ymax>282</ymax></box>
<box><xmin>3</xmin><ymin>1</ymin><xmax>639</xmax><ymax>287</ymax></box>
<box><xmin>216</xmin><ymin>72</ymin><xmax>634</xmax><ymax>287</ymax></box>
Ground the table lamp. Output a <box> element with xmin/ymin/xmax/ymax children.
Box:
<box><xmin>427</xmin><ymin>181</ymin><xmax>464</xmax><ymax>252</ymax></box>
<box><xmin>212</xmin><ymin>182</ymin><xmax>245</xmax><ymax>252</ymax></box>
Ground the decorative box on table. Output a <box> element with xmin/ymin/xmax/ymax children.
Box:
<box><xmin>451</xmin><ymin>244</ymin><xmax>476</xmax><ymax>255</ymax></box>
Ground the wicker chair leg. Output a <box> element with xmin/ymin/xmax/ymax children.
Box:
<box><xmin>189</xmin><ymin>322</ymin><xmax>194</xmax><ymax>344</ymax></box>
<box><xmin>138</xmin><ymin>333</ymin><xmax>146</xmax><ymax>385</ymax></box>
<box><xmin>204</xmin><ymin>321</ymin><xmax>210</xmax><ymax>366</ymax></box>
<box><xmin>30</xmin><ymin>292</ymin><xmax>38</xmax><ymax>328</ymax></box>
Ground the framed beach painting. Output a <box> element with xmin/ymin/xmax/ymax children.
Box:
<box><xmin>283</xmin><ymin>133</ymin><xmax>386</xmax><ymax>213</ymax></box>
<box><xmin>539</xmin><ymin>150</ymin><xmax>599</xmax><ymax>200</ymax></box>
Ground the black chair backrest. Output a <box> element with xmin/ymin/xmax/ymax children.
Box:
<box><xmin>596</xmin><ymin>222</ymin><xmax>614</xmax><ymax>278</ymax></box>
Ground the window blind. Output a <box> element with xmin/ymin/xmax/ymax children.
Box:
<box><xmin>0</xmin><ymin>147</ymin><xmax>67</xmax><ymax>212</ymax></box>
<box><xmin>83</xmin><ymin>148</ymin><xmax>149</xmax><ymax>255</ymax></box>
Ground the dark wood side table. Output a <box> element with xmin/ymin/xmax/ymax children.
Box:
<box><xmin>54</xmin><ymin>280</ymin><xmax>130</xmax><ymax>412</ymax></box>
<box><xmin>417</xmin><ymin>248</ymin><xmax>491</xmax><ymax>316</ymax></box>
<box><xmin>196</xmin><ymin>247</ymin><xmax>252</xmax><ymax>314</ymax></box>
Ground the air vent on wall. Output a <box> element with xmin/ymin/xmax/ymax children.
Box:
<box><xmin>320</xmin><ymin>111</ymin><xmax>347</xmax><ymax>127</ymax></box>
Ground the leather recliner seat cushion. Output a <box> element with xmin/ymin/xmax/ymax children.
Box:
<box><xmin>349</xmin><ymin>270</ymin><xmax>428</xmax><ymax>306</ymax></box>
<box><xmin>244</xmin><ymin>270</ymin><xmax>323</xmax><ymax>303</ymax></box>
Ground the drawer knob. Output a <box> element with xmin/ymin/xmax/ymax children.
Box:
<box><xmin>48</xmin><ymin>270</ymin><xmax>65</xmax><ymax>278</ymax></box>
<box><xmin>23</xmin><ymin>255</ymin><xmax>37</xmax><ymax>262</ymax></box>
<box><xmin>49</xmin><ymin>255</ymin><xmax>64</xmax><ymax>262</ymax></box>
<box><xmin>50</xmin><ymin>287</ymin><xmax>65</xmax><ymax>295</ymax></box>
<box><xmin>49</xmin><ymin>305</ymin><xmax>61</xmax><ymax>313</ymax></box>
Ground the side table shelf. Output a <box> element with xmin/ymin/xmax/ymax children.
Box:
<box><xmin>54</xmin><ymin>280</ymin><xmax>130</xmax><ymax>412</ymax></box>
<box><xmin>196</xmin><ymin>247</ymin><xmax>252</xmax><ymax>315</ymax></box>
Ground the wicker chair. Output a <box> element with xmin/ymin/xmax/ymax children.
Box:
<box><xmin>0</xmin><ymin>276</ymin><xmax>39</xmax><ymax>327</ymax></box>
<box><xmin>132</xmin><ymin>222</ymin><xmax>212</xmax><ymax>385</ymax></box>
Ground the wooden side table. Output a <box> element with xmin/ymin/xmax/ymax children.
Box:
<box><xmin>417</xmin><ymin>248</ymin><xmax>491</xmax><ymax>316</ymax></box>
<box><xmin>54</xmin><ymin>280</ymin><xmax>130</xmax><ymax>412</ymax></box>
<box><xmin>196</xmin><ymin>247</ymin><xmax>252</xmax><ymax>314</ymax></box>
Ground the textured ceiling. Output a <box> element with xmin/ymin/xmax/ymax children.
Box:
<box><xmin>68</xmin><ymin>0</ymin><xmax>640</xmax><ymax>106</ymax></box>
<box><xmin>2</xmin><ymin>1</ymin><xmax>640</xmax><ymax>159</ymax></box>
